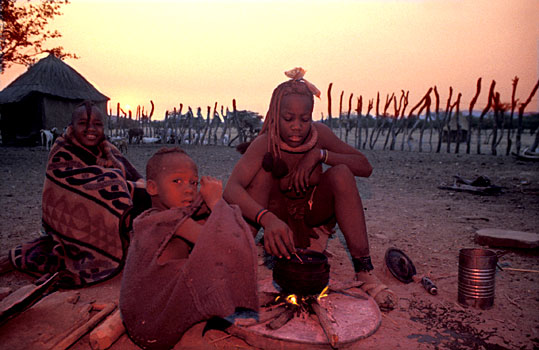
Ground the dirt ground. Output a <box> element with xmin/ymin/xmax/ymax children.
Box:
<box><xmin>0</xmin><ymin>142</ymin><xmax>538</xmax><ymax>350</ymax></box>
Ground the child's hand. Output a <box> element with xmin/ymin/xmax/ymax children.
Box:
<box><xmin>199</xmin><ymin>176</ymin><xmax>223</xmax><ymax>211</ymax></box>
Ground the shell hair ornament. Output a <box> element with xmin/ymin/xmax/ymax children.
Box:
<box><xmin>284</xmin><ymin>67</ymin><xmax>321</xmax><ymax>99</ymax></box>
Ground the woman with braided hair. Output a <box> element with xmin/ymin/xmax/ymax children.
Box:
<box><xmin>224</xmin><ymin>68</ymin><xmax>397</xmax><ymax>310</ymax></box>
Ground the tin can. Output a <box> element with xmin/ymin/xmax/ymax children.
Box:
<box><xmin>458</xmin><ymin>248</ymin><xmax>497</xmax><ymax>309</ymax></box>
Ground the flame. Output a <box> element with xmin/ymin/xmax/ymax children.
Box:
<box><xmin>317</xmin><ymin>285</ymin><xmax>329</xmax><ymax>300</ymax></box>
<box><xmin>285</xmin><ymin>294</ymin><xmax>299</xmax><ymax>306</ymax></box>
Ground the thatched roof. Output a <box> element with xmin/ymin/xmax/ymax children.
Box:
<box><xmin>0</xmin><ymin>54</ymin><xmax>109</xmax><ymax>104</ymax></box>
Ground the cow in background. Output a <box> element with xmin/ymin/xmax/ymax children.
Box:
<box><xmin>128</xmin><ymin>128</ymin><xmax>144</xmax><ymax>144</ymax></box>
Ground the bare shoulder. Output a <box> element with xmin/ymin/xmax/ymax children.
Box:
<box><xmin>243</xmin><ymin>133</ymin><xmax>268</xmax><ymax>157</ymax></box>
<box><xmin>313</xmin><ymin>121</ymin><xmax>361</xmax><ymax>155</ymax></box>
<box><xmin>313</xmin><ymin>122</ymin><xmax>340</xmax><ymax>147</ymax></box>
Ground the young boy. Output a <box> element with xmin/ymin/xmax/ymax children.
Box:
<box><xmin>120</xmin><ymin>147</ymin><xmax>258</xmax><ymax>350</ymax></box>
<box><xmin>6</xmin><ymin>101</ymin><xmax>150</xmax><ymax>287</ymax></box>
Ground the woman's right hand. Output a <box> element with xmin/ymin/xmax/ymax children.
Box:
<box><xmin>260</xmin><ymin>212</ymin><xmax>295</xmax><ymax>258</ymax></box>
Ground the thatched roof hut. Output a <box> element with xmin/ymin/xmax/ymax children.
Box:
<box><xmin>0</xmin><ymin>54</ymin><xmax>109</xmax><ymax>145</ymax></box>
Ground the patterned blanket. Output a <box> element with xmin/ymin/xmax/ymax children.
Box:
<box><xmin>10</xmin><ymin>128</ymin><xmax>150</xmax><ymax>288</ymax></box>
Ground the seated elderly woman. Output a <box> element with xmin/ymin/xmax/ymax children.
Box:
<box><xmin>4</xmin><ymin>101</ymin><xmax>150</xmax><ymax>288</ymax></box>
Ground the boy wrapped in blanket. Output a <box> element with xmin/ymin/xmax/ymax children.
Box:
<box><xmin>9</xmin><ymin>101</ymin><xmax>150</xmax><ymax>288</ymax></box>
<box><xmin>120</xmin><ymin>147</ymin><xmax>259</xmax><ymax>350</ymax></box>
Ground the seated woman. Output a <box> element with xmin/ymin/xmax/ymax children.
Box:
<box><xmin>5</xmin><ymin>101</ymin><xmax>151</xmax><ymax>288</ymax></box>
<box><xmin>224</xmin><ymin>68</ymin><xmax>397</xmax><ymax>310</ymax></box>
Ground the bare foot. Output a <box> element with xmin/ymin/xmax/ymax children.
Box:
<box><xmin>355</xmin><ymin>271</ymin><xmax>398</xmax><ymax>311</ymax></box>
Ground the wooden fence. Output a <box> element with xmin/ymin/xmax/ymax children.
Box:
<box><xmin>108</xmin><ymin>77</ymin><xmax>539</xmax><ymax>156</ymax></box>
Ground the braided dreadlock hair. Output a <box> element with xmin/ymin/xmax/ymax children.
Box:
<box><xmin>258</xmin><ymin>69</ymin><xmax>320</xmax><ymax>177</ymax></box>
<box><xmin>261</xmin><ymin>79</ymin><xmax>315</xmax><ymax>160</ymax></box>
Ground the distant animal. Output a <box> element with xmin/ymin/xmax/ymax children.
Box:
<box><xmin>50</xmin><ymin>127</ymin><xmax>62</xmax><ymax>142</ymax></box>
<box><xmin>110</xmin><ymin>136</ymin><xmax>128</xmax><ymax>153</ymax></box>
<box><xmin>221</xmin><ymin>134</ymin><xmax>230</xmax><ymax>146</ymax></box>
<box><xmin>40</xmin><ymin>129</ymin><xmax>54</xmax><ymax>150</ymax></box>
<box><xmin>128</xmin><ymin>128</ymin><xmax>144</xmax><ymax>144</ymax></box>
<box><xmin>142</xmin><ymin>136</ymin><xmax>162</xmax><ymax>144</ymax></box>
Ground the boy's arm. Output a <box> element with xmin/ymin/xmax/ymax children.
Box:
<box><xmin>174</xmin><ymin>174</ymin><xmax>223</xmax><ymax>244</ymax></box>
<box><xmin>174</xmin><ymin>217</ymin><xmax>203</xmax><ymax>244</ymax></box>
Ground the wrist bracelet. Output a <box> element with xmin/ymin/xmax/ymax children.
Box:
<box><xmin>255</xmin><ymin>208</ymin><xmax>270</xmax><ymax>225</ymax></box>
<box><xmin>321</xmin><ymin>149</ymin><xmax>329</xmax><ymax>163</ymax></box>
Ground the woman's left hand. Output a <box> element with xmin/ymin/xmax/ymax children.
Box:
<box><xmin>288</xmin><ymin>147</ymin><xmax>321</xmax><ymax>193</ymax></box>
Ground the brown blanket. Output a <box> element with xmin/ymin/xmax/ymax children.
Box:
<box><xmin>120</xmin><ymin>199</ymin><xmax>259</xmax><ymax>350</ymax></box>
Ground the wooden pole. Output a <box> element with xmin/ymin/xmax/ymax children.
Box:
<box><xmin>339</xmin><ymin>90</ymin><xmax>344</xmax><ymax>139</ymax></box>
<box><xmin>327</xmin><ymin>83</ymin><xmax>333</xmax><ymax>128</ymax></box>
<box><xmin>476</xmin><ymin>80</ymin><xmax>496</xmax><ymax>155</ymax></box>
<box><xmin>516</xmin><ymin>79</ymin><xmax>539</xmax><ymax>154</ymax></box>
<box><xmin>506</xmin><ymin>76</ymin><xmax>518</xmax><ymax>155</ymax></box>
<box><xmin>467</xmin><ymin>78</ymin><xmax>482</xmax><ymax>154</ymax></box>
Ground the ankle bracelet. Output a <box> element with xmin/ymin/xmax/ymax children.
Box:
<box><xmin>353</xmin><ymin>256</ymin><xmax>374</xmax><ymax>272</ymax></box>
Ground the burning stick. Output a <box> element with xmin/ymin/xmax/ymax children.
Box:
<box><xmin>266</xmin><ymin>307</ymin><xmax>295</xmax><ymax>330</ymax></box>
<box><xmin>311</xmin><ymin>299</ymin><xmax>339</xmax><ymax>348</ymax></box>
<box><xmin>293</xmin><ymin>252</ymin><xmax>304</xmax><ymax>264</ymax></box>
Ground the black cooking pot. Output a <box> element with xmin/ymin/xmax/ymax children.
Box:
<box><xmin>273</xmin><ymin>249</ymin><xmax>330</xmax><ymax>295</ymax></box>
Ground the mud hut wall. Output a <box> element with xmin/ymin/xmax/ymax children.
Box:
<box><xmin>0</xmin><ymin>93</ymin><xmax>44</xmax><ymax>145</ymax></box>
<box><xmin>42</xmin><ymin>98</ymin><xmax>107</xmax><ymax>131</ymax></box>
<box><xmin>42</xmin><ymin>97</ymin><xmax>77</xmax><ymax>130</ymax></box>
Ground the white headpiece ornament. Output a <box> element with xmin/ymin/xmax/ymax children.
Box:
<box><xmin>284</xmin><ymin>67</ymin><xmax>321</xmax><ymax>99</ymax></box>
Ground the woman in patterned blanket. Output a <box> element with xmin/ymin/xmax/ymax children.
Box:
<box><xmin>5</xmin><ymin>101</ymin><xmax>151</xmax><ymax>288</ymax></box>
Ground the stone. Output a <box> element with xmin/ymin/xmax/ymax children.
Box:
<box><xmin>475</xmin><ymin>228</ymin><xmax>539</xmax><ymax>249</ymax></box>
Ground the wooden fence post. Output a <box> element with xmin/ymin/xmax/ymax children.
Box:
<box><xmin>466</xmin><ymin>78</ymin><xmax>482</xmax><ymax>154</ymax></box>
<box><xmin>327</xmin><ymin>83</ymin><xmax>333</xmax><ymax>129</ymax></box>
<box><xmin>355</xmin><ymin>96</ymin><xmax>363</xmax><ymax>149</ymax></box>
<box><xmin>453</xmin><ymin>93</ymin><xmax>462</xmax><ymax>154</ymax></box>
<box><xmin>339</xmin><ymin>90</ymin><xmax>344</xmax><ymax>139</ymax></box>
<box><xmin>476</xmin><ymin>80</ymin><xmax>496</xmax><ymax>155</ymax></box>
<box><xmin>506</xmin><ymin>77</ymin><xmax>519</xmax><ymax>155</ymax></box>
<box><xmin>516</xmin><ymin>79</ymin><xmax>539</xmax><ymax>154</ymax></box>
<box><xmin>345</xmin><ymin>92</ymin><xmax>353</xmax><ymax>144</ymax></box>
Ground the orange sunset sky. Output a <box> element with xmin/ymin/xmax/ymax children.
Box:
<box><xmin>1</xmin><ymin>0</ymin><xmax>538</xmax><ymax>120</ymax></box>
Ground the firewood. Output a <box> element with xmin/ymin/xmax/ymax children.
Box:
<box><xmin>266</xmin><ymin>307</ymin><xmax>295</xmax><ymax>330</ymax></box>
<box><xmin>311</xmin><ymin>300</ymin><xmax>339</xmax><ymax>348</ymax></box>
<box><xmin>89</xmin><ymin>309</ymin><xmax>125</xmax><ymax>350</ymax></box>
<box><xmin>50</xmin><ymin>303</ymin><xmax>116</xmax><ymax>350</ymax></box>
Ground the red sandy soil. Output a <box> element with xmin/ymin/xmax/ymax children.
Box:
<box><xmin>1</xmin><ymin>144</ymin><xmax>538</xmax><ymax>350</ymax></box>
